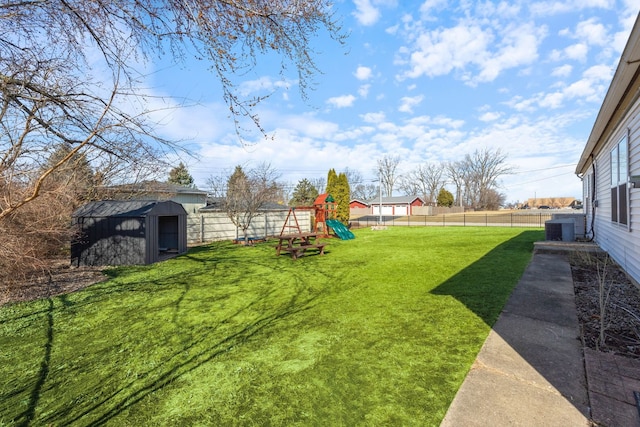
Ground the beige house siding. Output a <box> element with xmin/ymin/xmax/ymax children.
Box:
<box><xmin>169</xmin><ymin>193</ymin><xmax>207</xmax><ymax>215</ymax></box>
<box><xmin>577</xmin><ymin>15</ymin><xmax>640</xmax><ymax>285</ymax></box>
<box><xmin>589</xmin><ymin>99</ymin><xmax>640</xmax><ymax>284</ymax></box>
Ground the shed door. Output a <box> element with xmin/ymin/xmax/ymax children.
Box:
<box><xmin>158</xmin><ymin>216</ymin><xmax>179</xmax><ymax>250</ymax></box>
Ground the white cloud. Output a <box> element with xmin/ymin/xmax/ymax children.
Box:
<box><xmin>613</xmin><ymin>9</ymin><xmax>638</xmax><ymax>53</ymax></box>
<box><xmin>475</xmin><ymin>23</ymin><xmax>545</xmax><ymax>83</ymax></box>
<box><xmin>419</xmin><ymin>0</ymin><xmax>447</xmax><ymax>17</ymax></box>
<box><xmin>575</xmin><ymin>18</ymin><xmax>609</xmax><ymax>46</ymax></box>
<box><xmin>562</xmin><ymin>64</ymin><xmax>612</xmax><ymax>101</ymax></box>
<box><xmin>326</xmin><ymin>94</ymin><xmax>357</xmax><ymax>108</ymax></box>
<box><xmin>399</xmin><ymin>20</ymin><xmax>545</xmax><ymax>84</ymax></box>
<box><xmin>530</xmin><ymin>0</ymin><xmax>615</xmax><ymax>16</ymax></box>
<box><xmin>402</xmin><ymin>23</ymin><xmax>492</xmax><ymax>79</ymax></box>
<box><xmin>506</xmin><ymin>63</ymin><xmax>613</xmax><ymax>111</ymax></box>
<box><xmin>238</xmin><ymin>76</ymin><xmax>292</xmax><ymax>96</ymax></box>
<box><xmin>354</xmin><ymin>65</ymin><xmax>373</xmax><ymax>80</ymax></box>
<box><xmin>538</xmin><ymin>92</ymin><xmax>565</xmax><ymax>109</ymax></box>
<box><xmin>582</xmin><ymin>63</ymin><xmax>614</xmax><ymax>81</ymax></box>
<box><xmin>548</xmin><ymin>49</ymin><xmax>563</xmax><ymax>61</ymax></box>
<box><xmin>353</xmin><ymin>0</ymin><xmax>381</xmax><ymax>26</ymax></box>
<box><xmin>358</xmin><ymin>84</ymin><xmax>371</xmax><ymax>97</ymax></box>
<box><xmin>398</xmin><ymin>95</ymin><xmax>424</xmax><ymax>113</ymax></box>
<box><xmin>479</xmin><ymin>111</ymin><xmax>501</xmax><ymax>122</ymax></box>
<box><xmin>274</xmin><ymin>113</ymin><xmax>341</xmax><ymax>139</ymax></box>
<box><xmin>564</xmin><ymin>43</ymin><xmax>589</xmax><ymax>61</ymax></box>
<box><xmin>148</xmin><ymin>98</ymin><xmax>232</xmax><ymax>143</ymax></box>
<box><xmin>551</xmin><ymin>64</ymin><xmax>573</xmax><ymax>77</ymax></box>
<box><xmin>361</xmin><ymin>111</ymin><xmax>386</xmax><ymax>123</ymax></box>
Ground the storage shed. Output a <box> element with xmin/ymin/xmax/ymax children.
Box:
<box><xmin>71</xmin><ymin>200</ymin><xmax>187</xmax><ymax>266</ymax></box>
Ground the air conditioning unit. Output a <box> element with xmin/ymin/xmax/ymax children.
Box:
<box><xmin>545</xmin><ymin>219</ymin><xmax>575</xmax><ymax>242</ymax></box>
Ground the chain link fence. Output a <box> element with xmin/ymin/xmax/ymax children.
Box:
<box><xmin>350</xmin><ymin>212</ymin><xmax>556</xmax><ymax>228</ymax></box>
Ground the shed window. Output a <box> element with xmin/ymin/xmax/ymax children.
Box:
<box><xmin>610</xmin><ymin>134</ymin><xmax>629</xmax><ymax>226</ymax></box>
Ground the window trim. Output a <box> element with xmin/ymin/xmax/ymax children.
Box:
<box><xmin>610</xmin><ymin>131</ymin><xmax>629</xmax><ymax>227</ymax></box>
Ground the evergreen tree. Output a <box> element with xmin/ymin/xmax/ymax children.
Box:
<box><xmin>437</xmin><ymin>188</ymin><xmax>455</xmax><ymax>207</ymax></box>
<box><xmin>227</xmin><ymin>166</ymin><xmax>249</xmax><ymax>200</ymax></box>
<box><xmin>335</xmin><ymin>172</ymin><xmax>351</xmax><ymax>224</ymax></box>
<box><xmin>290</xmin><ymin>178</ymin><xmax>319</xmax><ymax>206</ymax></box>
<box><xmin>326</xmin><ymin>169</ymin><xmax>338</xmax><ymax>194</ymax></box>
<box><xmin>168</xmin><ymin>162</ymin><xmax>195</xmax><ymax>188</ymax></box>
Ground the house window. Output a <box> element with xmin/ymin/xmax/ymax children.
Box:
<box><xmin>610</xmin><ymin>134</ymin><xmax>628</xmax><ymax>225</ymax></box>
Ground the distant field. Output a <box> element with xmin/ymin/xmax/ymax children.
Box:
<box><xmin>0</xmin><ymin>227</ymin><xmax>543</xmax><ymax>426</ymax></box>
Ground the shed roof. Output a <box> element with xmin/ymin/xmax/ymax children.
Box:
<box><xmin>73</xmin><ymin>200</ymin><xmax>186</xmax><ymax>218</ymax></box>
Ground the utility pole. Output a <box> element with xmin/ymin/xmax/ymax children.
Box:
<box><xmin>379</xmin><ymin>175</ymin><xmax>383</xmax><ymax>224</ymax></box>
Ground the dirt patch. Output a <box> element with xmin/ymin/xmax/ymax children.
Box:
<box><xmin>0</xmin><ymin>259</ymin><xmax>106</xmax><ymax>307</ymax></box>
<box><xmin>571</xmin><ymin>253</ymin><xmax>640</xmax><ymax>359</ymax></box>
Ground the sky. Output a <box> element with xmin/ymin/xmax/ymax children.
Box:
<box><xmin>148</xmin><ymin>0</ymin><xmax>640</xmax><ymax>205</ymax></box>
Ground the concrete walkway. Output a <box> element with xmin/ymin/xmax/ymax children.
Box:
<box><xmin>442</xmin><ymin>243</ymin><xmax>640</xmax><ymax>426</ymax></box>
<box><xmin>441</xmin><ymin>249</ymin><xmax>591</xmax><ymax>426</ymax></box>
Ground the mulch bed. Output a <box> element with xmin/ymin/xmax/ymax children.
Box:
<box><xmin>571</xmin><ymin>254</ymin><xmax>640</xmax><ymax>359</ymax></box>
<box><xmin>0</xmin><ymin>259</ymin><xmax>106</xmax><ymax>307</ymax></box>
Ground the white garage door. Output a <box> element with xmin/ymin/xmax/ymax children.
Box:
<box><xmin>394</xmin><ymin>205</ymin><xmax>408</xmax><ymax>216</ymax></box>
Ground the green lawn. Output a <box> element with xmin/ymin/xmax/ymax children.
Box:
<box><xmin>0</xmin><ymin>227</ymin><xmax>542</xmax><ymax>426</ymax></box>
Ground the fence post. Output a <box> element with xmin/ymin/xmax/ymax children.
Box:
<box><xmin>264</xmin><ymin>214</ymin><xmax>268</xmax><ymax>239</ymax></box>
<box><xmin>200</xmin><ymin>215</ymin><xmax>204</xmax><ymax>243</ymax></box>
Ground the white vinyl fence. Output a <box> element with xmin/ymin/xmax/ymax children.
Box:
<box><xmin>186</xmin><ymin>210</ymin><xmax>312</xmax><ymax>244</ymax></box>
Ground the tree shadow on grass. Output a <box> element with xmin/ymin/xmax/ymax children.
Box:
<box><xmin>67</xmin><ymin>284</ymin><xmax>320</xmax><ymax>426</ymax></box>
<box><xmin>5</xmin><ymin>243</ymin><xmax>328</xmax><ymax>426</ymax></box>
<box><xmin>430</xmin><ymin>230</ymin><xmax>589</xmax><ymax>418</ymax></box>
<box><xmin>18</xmin><ymin>297</ymin><xmax>53</xmax><ymax>427</ymax></box>
<box><xmin>430</xmin><ymin>230</ymin><xmax>541</xmax><ymax>326</ymax></box>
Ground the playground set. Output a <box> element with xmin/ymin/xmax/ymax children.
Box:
<box><xmin>275</xmin><ymin>193</ymin><xmax>354</xmax><ymax>259</ymax></box>
<box><xmin>279</xmin><ymin>193</ymin><xmax>355</xmax><ymax>240</ymax></box>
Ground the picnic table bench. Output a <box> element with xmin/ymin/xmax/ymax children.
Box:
<box><xmin>275</xmin><ymin>232</ymin><xmax>328</xmax><ymax>260</ymax></box>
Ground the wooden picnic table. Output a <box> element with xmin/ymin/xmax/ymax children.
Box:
<box><xmin>275</xmin><ymin>232</ymin><xmax>327</xmax><ymax>259</ymax></box>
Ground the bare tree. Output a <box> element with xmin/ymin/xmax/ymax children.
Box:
<box><xmin>450</xmin><ymin>149</ymin><xmax>512</xmax><ymax>210</ymax></box>
<box><xmin>399</xmin><ymin>163</ymin><xmax>445</xmax><ymax>205</ymax></box>
<box><xmin>342</xmin><ymin>168</ymin><xmax>362</xmax><ymax>190</ymax></box>
<box><xmin>483</xmin><ymin>188</ymin><xmax>507</xmax><ymax>211</ymax></box>
<box><xmin>341</xmin><ymin>167</ymin><xmax>377</xmax><ymax>201</ymax></box>
<box><xmin>1</xmin><ymin>1</ymin><xmax>343</xmax><ymax>216</ymax></box>
<box><xmin>0</xmin><ymin>1</ymin><xmax>343</xmax><ymax>281</ymax></box>
<box><xmin>309</xmin><ymin>177</ymin><xmax>327</xmax><ymax>194</ymax></box>
<box><xmin>207</xmin><ymin>170</ymin><xmax>231</xmax><ymax>200</ymax></box>
<box><xmin>352</xmin><ymin>182</ymin><xmax>378</xmax><ymax>201</ymax></box>
<box><xmin>377</xmin><ymin>155</ymin><xmax>400</xmax><ymax>197</ymax></box>
<box><xmin>224</xmin><ymin>163</ymin><xmax>282</xmax><ymax>244</ymax></box>
<box><xmin>446</xmin><ymin>161</ymin><xmax>465</xmax><ymax>208</ymax></box>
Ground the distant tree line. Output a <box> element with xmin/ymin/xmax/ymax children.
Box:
<box><xmin>373</xmin><ymin>148</ymin><xmax>511</xmax><ymax>211</ymax></box>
